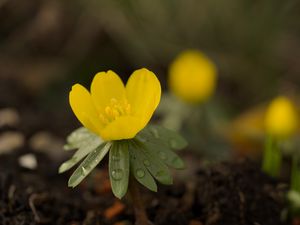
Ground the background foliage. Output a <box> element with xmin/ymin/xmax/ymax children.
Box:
<box><xmin>1</xmin><ymin>0</ymin><xmax>300</xmax><ymax>155</ymax></box>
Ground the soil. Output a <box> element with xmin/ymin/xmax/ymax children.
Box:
<box><xmin>0</xmin><ymin>149</ymin><xmax>289</xmax><ymax>225</ymax></box>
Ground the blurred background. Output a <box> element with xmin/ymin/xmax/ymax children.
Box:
<box><xmin>1</xmin><ymin>0</ymin><xmax>300</xmax><ymax>159</ymax></box>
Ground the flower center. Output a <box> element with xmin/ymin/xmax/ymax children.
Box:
<box><xmin>99</xmin><ymin>98</ymin><xmax>131</xmax><ymax>125</ymax></box>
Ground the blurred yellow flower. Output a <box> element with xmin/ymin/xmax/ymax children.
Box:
<box><xmin>69</xmin><ymin>68</ymin><xmax>161</xmax><ymax>141</ymax></box>
<box><xmin>168</xmin><ymin>50</ymin><xmax>217</xmax><ymax>104</ymax></box>
<box><xmin>264</xmin><ymin>96</ymin><xmax>298</xmax><ymax>139</ymax></box>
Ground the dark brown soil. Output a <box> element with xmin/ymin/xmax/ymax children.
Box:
<box><xmin>0</xmin><ymin>150</ymin><xmax>288</xmax><ymax>225</ymax></box>
<box><xmin>194</xmin><ymin>159</ymin><xmax>288</xmax><ymax>225</ymax></box>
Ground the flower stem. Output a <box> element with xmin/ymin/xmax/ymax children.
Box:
<box><xmin>129</xmin><ymin>178</ymin><xmax>153</xmax><ymax>225</ymax></box>
<box><xmin>291</xmin><ymin>155</ymin><xmax>300</xmax><ymax>192</ymax></box>
<box><xmin>262</xmin><ymin>135</ymin><xmax>282</xmax><ymax>177</ymax></box>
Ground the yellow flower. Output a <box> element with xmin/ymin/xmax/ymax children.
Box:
<box><xmin>168</xmin><ymin>50</ymin><xmax>217</xmax><ymax>104</ymax></box>
<box><xmin>264</xmin><ymin>96</ymin><xmax>298</xmax><ymax>139</ymax></box>
<box><xmin>69</xmin><ymin>68</ymin><xmax>161</xmax><ymax>141</ymax></box>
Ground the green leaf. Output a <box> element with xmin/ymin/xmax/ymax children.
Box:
<box><xmin>138</xmin><ymin>125</ymin><xmax>187</xmax><ymax>150</ymax></box>
<box><xmin>64</xmin><ymin>127</ymin><xmax>103</xmax><ymax>151</ymax></box>
<box><xmin>140</xmin><ymin>140</ymin><xmax>185</xmax><ymax>169</ymax></box>
<box><xmin>59</xmin><ymin>136</ymin><xmax>103</xmax><ymax>173</ymax></box>
<box><xmin>133</xmin><ymin>140</ymin><xmax>173</xmax><ymax>185</ymax></box>
<box><xmin>68</xmin><ymin>142</ymin><xmax>111</xmax><ymax>188</ymax></box>
<box><xmin>128</xmin><ymin>141</ymin><xmax>157</xmax><ymax>192</ymax></box>
<box><xmin>109</xmin><ymin>141</ymin><xmax>130</xmax><ymax>199</ymax></box>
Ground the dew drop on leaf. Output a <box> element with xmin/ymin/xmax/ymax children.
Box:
<box><xmin>111</xmin><ymin>169</ymin><xmax>123</xmax><ymax>180</ymax></box>
<box><xmin>143</xmin><ymin>159</ymin><xmax>150</xmax><ymax>167</ymax></box>
<box><xmin>136</xmin><ymin>169</ymin><xmax>145</xmax><ymax>178</ymax></box>
<box><xmin>81</xmin><ymin>167</ymin><xmax>87</xmax><ymax>176</ymax></box>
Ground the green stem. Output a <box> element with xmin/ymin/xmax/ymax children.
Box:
<box><xmin>291</xmin><ymin>155</ymin><xmax>300</xmax><ymax>192</ymax></box>
<box><xmin>262</xmin><ymin>135</ymin><xmax>282</xmax><ymax>177</ymax></box>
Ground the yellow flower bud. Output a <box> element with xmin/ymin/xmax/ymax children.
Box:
<box><xmin>264</xmin><ymin>96</ymin><xmax>298</xmax><ymax>139</ymax></box>
<box><xmin>168</xmin><ymin>50</ymin><xmax>217</xmax><ymax>104</ymax></box>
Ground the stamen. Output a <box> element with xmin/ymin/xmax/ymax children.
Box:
<box><xmin>125</xmin><ymin>104</ymin><xmax>131</xmax><ymax>114</ymax></box>
<box><xmin>99</xmin><ymin>114</ymin><xmax>109</xmax><ymax>125</ymax></box>
<box><xmin>112</xmin><ymin>109</ymin><xmax>120</xmax><ymax>117</ymax></box>
<box><xmin>99</xmin><ymin>98</ymin><xmax>132</xmax><ymax>125</ymax></box>
<box><xmin>115</xmin><ymin>105</ymin><xmax>125</xmax><ymax>115</ymax></box>
<box><xmin>105</xmin><ymin>106</ymin><xmax>113</xmax><ymax>118</ymax></box>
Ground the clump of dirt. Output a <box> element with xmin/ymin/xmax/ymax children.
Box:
<box><xmin>194</xmin><ymin>159</ymin><xmax>288</xmax><ymax>225</ymax></box>
<box><xmin>0</xmin><ymin>150</ymin><xmax>288</xmax><ymax>225</ymax></box>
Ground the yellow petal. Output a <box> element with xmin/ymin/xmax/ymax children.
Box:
<box><xmin>69</xmin><ymin>84</ymin><xmax>103</xmax><ymax>135</ymax></box>
<box><xmin>100</xmin><ymin>116</ymin><xmax>143</xmax><ymax>140</ymax></box>
<box><xmin>90</xmin><ymin>71</ymin><xmax>126</xmax><ymax>113</ymax></box>
<box><xmin>126</xmin><ymin>68</ymin><xmax>161</xmax><ymax>127</ymax></box>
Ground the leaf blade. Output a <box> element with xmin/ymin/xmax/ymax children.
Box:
<box><xmin>64</xmin><ymin>127</ymin><xmax>103</xmax><ymax>151</ymax></box>
<box><xmin>59</xmin><ymin>131</ymin><xmax>103</xmax><ymax>173</ymax></box>
<box><xmin>133</xmin><ymin>140</ymin><xmax>173</xmax><ymax>185</ymax></box>
<box><xmin>109</xmin><ymin>141</ymin><xmax>130</xmax><ymax>199</ymax></box>
<box><xmin>129</xmin><ymin>141</ymin><xmax>157</xmax><ymax>192</ymax></box>
<box><xmin>68</xmin><ymin>142</ymin><xmax>111</xmax><ymax>188</ymax></box>
<box><xmin>141</xmin><ymin>140</ymin><xmax>185</xmax><ymax>169</ymax></box>
<box><xmin>138</xmin><ymin>125</ymin><xmax>187</xmax><ymax>150</ymax></box>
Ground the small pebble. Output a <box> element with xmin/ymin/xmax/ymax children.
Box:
<box><xmin>29</xmin><ymin>131</ymin><xmax>64</xmax><ymax>160</ymax></box>
<box><xmin>0</xmin><ymin>108</ymin><xmax>20</xmax><ymax>127</ymax></box>
<box><xmin>0</xmin><ymin>132</ymin><xmax>25</xmax><ymax>154</ymax></box>
<box><xmin>18</xmin><ymin>153</ymin><xmax>38</xmax><ymax>170</ymax></box>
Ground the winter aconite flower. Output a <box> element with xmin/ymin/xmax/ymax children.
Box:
<box><xmin>264</xmin><ymin>96</ymin><xmax>298</xmax><ymax>139</ymax></box>
<box><xmin>168</xmin><ymin>50</ymin><xmax>217</xmax><ymax>104</ymax></box>
<box><xmin>69</xmin><ymin>68</ymin><xmax>161</xmax><ymax>141</ymax></box>
<box><xmin>61</xmin><ymin>68</ymin><xmax>186</xmax><ymax>206</ymax></box>
<box><xmin>263</xmin><ymin>97</ymin><xmax>298</xmax><ymax>177</ymax></box>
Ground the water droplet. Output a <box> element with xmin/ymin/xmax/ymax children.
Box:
<box><xmin>150</xmin><ymin>128</ymin><xmax>159</xmax><ymax>138</ymax></box>
<box><xmin>143</xmin><ymin>159</ymin><xmax>150</xmax><ymax>167</ymax></box>
<box><xmin>159</xmin><ymin>152</ymin><xmax>167</xmax><ymax>160</ymax></box>
<box><xmin>112</xmin><ymin>155</ymin><xmax>120</xmax><ymax>161</ymax></box>
<box><xmin>136</xmin><ymin>169</ymin><xmax>145</xmax><ymax>178</ymax></box>
<box><xmin>81</xmin><ymin>167</ymin><xmax>87</xmax><ymax>175</ymax></box>
<box><xmin>168</xmin><ymin>139</ymin><xmax>178</xmax><ymax>148</ymax></box>
<box><xmin>111</xmin><ymin>169</ymin><xmax>123</xmax><ymax>180</ymax></box>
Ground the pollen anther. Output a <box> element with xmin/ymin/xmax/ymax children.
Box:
<box><xmin>99</xmin><ymin>98</ymin><xmax>132</xmax><ymax>125</ymax></box>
